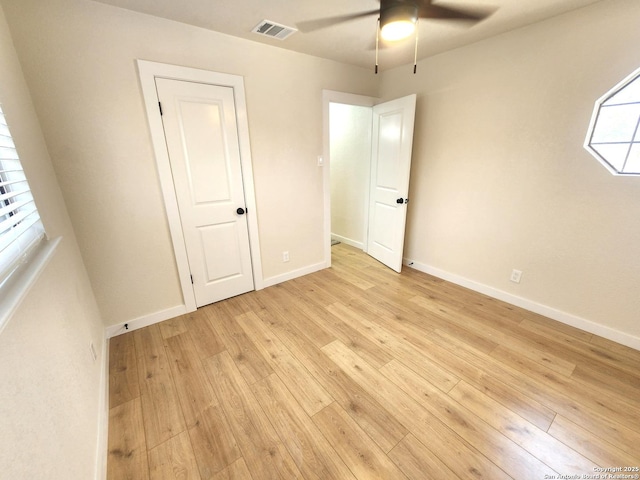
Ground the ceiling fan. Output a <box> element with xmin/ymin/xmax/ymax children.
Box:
<box><xmin>297</xmin><ymin>0</ymin><xmax>495</xmax><ymax>72</ymax></box>
<box><xmin>298</xmin><ymin>0</ymin><xmax>494</xmax><ymax>40</ymax></box>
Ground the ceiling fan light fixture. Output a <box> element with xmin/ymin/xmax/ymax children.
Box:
<box><xmin>380</xmin><ymin>20</ymin><xmax>415</xmax><ymax>41</ymax></box>
<box><xmin>380</xmin><ymin>4</ymin><xmax>418</xmax><ymax>41</ymax></box>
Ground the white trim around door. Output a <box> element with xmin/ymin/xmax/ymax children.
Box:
<box><xmin>137</xmin><ymin>60</ymin><xmax>263</xmax><ymax>313</ymax></box>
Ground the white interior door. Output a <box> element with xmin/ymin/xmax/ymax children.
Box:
<box><xmin>155</xmin><ymin>78</ymin><xmax>254</xmax><ymax>307</ymax></box>
<box><xmin>366</xmin><ymin>94</ymin><xmax>417</xmax><ymax>273</ymax></box>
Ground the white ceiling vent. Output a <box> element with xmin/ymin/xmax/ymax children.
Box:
<box><xmin>252</xmin><ymin>19</ymin><xmax>297</xmax><ymax>41</ymax></box>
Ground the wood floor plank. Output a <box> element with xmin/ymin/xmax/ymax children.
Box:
<box><xmin>274</xmin><ymin>281</ymin><xmax>349</xmax><ymax>347</ymax></box>
<box><xmin>342</xmin><ymin>299</ymin><xmax>556</xmax><ymax>430</ymax></box>
<box><xmin>148</xmin><ymin>431</ymin><xmax>201</xmax><ymax>480</ymax></box>
<box><xmin>352</xmin><ymin>287</ymin><xmax>504</xmax><ymax>366</ymax></box>
<box><xmin>205</xmin><ymin>302</ymin><xmax>273</xmax><ymax>385</ymax></box>
<box><xmin>235</xmin><ymin>311</ymin><xmax>333</xmax><ymax>416</ymax></box>
<box><xmin>210</xmin><ymin>458</ymin><xmax>253</xmax><ymax>480</ymax></box>
<box><xmin>571</xmin><ymin>363</ymin><xmax>640</xmax><ymax>405</ymax></box>
<box><xmin>183</xmin><ymin>309</ymin><xmax>225</xmax><ymax>360</ymax></box>
<box><xmin>329</xmin><ymin>261</ymin><xmax>377</xmax><ymax>290</ymax></box>
<box><xmin>109</xmin><ymin>332</ymin><xmax>140</xmax><ymax>409</ymax></box>
<box><xmin>312</xmin><ymin>402</ymin><xmax>409</xmax><ymax>480</ymax></box>
<box><xmin>327</xmin><ymin>301</ymin><xmax>460</xmax><ymax>392</ymax></box>
<box><xmin>134</xmin><ymin>324</ymin><xmax>186</xmax><ymax>450</ymax></box>
<box><xmin>448</xmin><ymin>380</ymin><xmax>596</xmax><ymax>474</ymax></box>
<box><xmin>323</xmin><ymin>340</ymin><xmax>514</xmax><ymax>480</ymax></box>
<box><xmin>332</xmin><ymin>247</ymin><xmax>388</xmax><ymax>274</ymax></box>
<box><xmin>221</xmin><ymin>294</ymin><xmax>254</xmax><ymax>317</ymax></box>
<box><xmin>547</xmin><ymin>415</ymin><xmax>640</xmax><ymax>468</ymax></box>
<box><xmin>107</xmin><ymin>244</ymin><xmax>640</xmax><ymax>480</ymax></box>
<box><xmin>164</xmin><ymin>333</ymin><xmax>217</xmax><ymax>428</ymax></box>
<box><xmin>351</xmin><ymin>292</ymin><xmax>500</xmax><ymax>356</ymax></box>
<box><xmin>203</xmin><ymin>351</ymin><xmax>303</xmax><ymax>479</ymax></box>
<box><xmin>343</xmin><ymin>291</ymin><xmax>436</xmax><ymax>335</ymax></box>
<box><xmin>464</xmin><ymin>296</ymin><xmax>640</xmax><ymax>383</ymax></box>
<box><xmin>236</xmin><ymin>291</ymin><xmax>287</xmax><ymax>328</ymax></box>
<box><xmin>376</xmin><ymin>357</ymin><xmax>557</xmax><ymax>479</ymax></box>
<box><xmin>271</xmin><ymin>319</ymin><xmax>408</xmax><ymax>453</ymax></box>
<box><xmin>252</xmin><ymin>283</ymin><xmax>336</xmax><ymax>348</ymax></box>
<box><xmin>312</xmin><ymin>268</ymin><xmax>367</xmax><ymax>304</ymax></box>
<box><xmin>359</xmin><ymin>282</ymin><xmax>510</xmax><ymax>359</ymax></box>
<box><xmin>290</xmin><ymin>273</ymin><xmax>346</xmax><ymax>307</ymax></box>
<box><xmin>589</xmin><ymin>334</ymin><xmax>640</xmax><ymax>364</ymax></box>
<box><xmin>107</xmin><ymin>397</ymin><xmax>149</xmax><ymax>480</ymax></box>
<box><xmin>521</xmin><ymin>311</ymin><xmax>594</xmax><ymax>342</ymax></box>
<box><xmin>519</xmin><ymin>317</ymin><xmax>594</xmax><ymax>345</ymax></box>
<box><xmin>188</xmin><ymin>404</ymin><xmax>241</xmax><ymax>479</ymax></box>
<box><xmin>320</xmin><ymin>303</ymin><xmax>395</xmax><ymax>370</ymax></box>
<box><xmin>420</xmin><ymin>329</ymin><xmax>553</xmax><ymax>430</ymax></box>
<box><xmin>431</xmin><ymin>328</ymin><xmax>640</xmax><ymax>457</ymax></box>
<box><xmin>288</xmin><ymin>275</ymin><xmax>417</xmax><ymax>356</ymax></box>
<box><xmin>490</xmin><ymin>344</ymin><xmax>640</xmax><ymax>428</ymax></box>
<box><xmin>388</xmin><ymin>434</ymin><xmax>460</xmax><ymax>480</ymax></box>
<box><xmin>272</xmin><ymin>286</ymin><xmax>394</xmax><ymax>370</ymax></box>
<box><xmin>518</xmin><ymin>318</ymin><xmax>640</xmax><ymax>381</ymax></box>
<box><xmin>159</xmin><ymin>315</ymin><xmax>188</xmax><ymax>339</ymax></box>
<box><xmin>406</xmin><ymin>282</ymin><xmax>514</xmax><ymax>327</ymax></box>
<box><xmin>252</xmin><ymin>374</ymin><xmax>357</xmax><ymax>480</ymax></box>
<box><xmin>410</xmin><ymin>295</ymin><xmax>578</xmax><ymax>377</ymax></box>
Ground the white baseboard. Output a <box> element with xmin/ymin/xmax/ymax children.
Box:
<box><xmin>404</xmin><ymin>258</ymin><xmax>640</xmax><ymax>351</ymax></box>
<box><xmin>103</xmin><ymin>260</ymin><xmax>327</xmax><ymax>341</ymax></box>
<box><xmin>103</xmin><ymin>262</ymin><xmax>328</xmax><ymax>338</ymax></box>
<box><xmin>105</xmin><ymin>305</ymin><xmax>188</xmax><ymax>338</ymax></box>
<box><xmin>95</xmin><ymin>335</ymin><xmax>109</xmax><ymax>480</ymax></box>
<box><xmin>262</xmin><ymin>261</ymin><xmax>326</xmax><ymax>288</ymax></box>
<box><xmin>331</xmin><ymin>234</ymin><xmax>364</xmax><ymax>250</ymax></box>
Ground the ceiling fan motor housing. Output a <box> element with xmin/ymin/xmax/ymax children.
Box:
<box><xmin>380</xmin><ymin>1</ymin><xmax>419</xmax><ymax>27</ymax></box>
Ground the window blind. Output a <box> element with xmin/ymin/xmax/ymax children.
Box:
<box><xmin>0</xmin><ymin>105</ymin><xmax>45</xmax><ymax>286</ymax></box>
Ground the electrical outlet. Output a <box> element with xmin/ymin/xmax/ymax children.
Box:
<box><xmin>283</xmin><ymin>251</ymin><xmax>290</xmax><ymax>262</ymax></box>
<box><xmin>510</xmin><ymin>269</ymin><xmax>523</xmax><ymax>284</ymax></box>
<box><xmin>89</xmin><ymin>342</ymin><xmax>97</xmax><ymax>362</ymax></box>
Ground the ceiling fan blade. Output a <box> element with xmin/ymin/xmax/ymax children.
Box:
<box><xmin>297</xmin><ymin>10</ymin><xmax>379</xmax><ymax>33</ymax></box>
<box><xmin>418</xmin><ymin>3</ymin><xmax>496</xmax><ymax>21</ymax></box>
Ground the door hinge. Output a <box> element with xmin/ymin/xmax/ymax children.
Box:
<box><xmin>158</xmin><ymin>101</ymin><xmax>163</xmax><ymax>116</ymax></box>
<box><xmin>190</xmin><ymin>274</ymin><xmax>193</xmax><ymax>284</ymax></box>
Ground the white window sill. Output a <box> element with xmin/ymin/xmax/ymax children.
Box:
<box><xmin>0</xmin><ymin>236</ymin><xmax>62</xmax><ymax>335</ymax></box>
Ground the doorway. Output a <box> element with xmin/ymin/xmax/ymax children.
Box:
<box><xmin>329</xmin><ymin>102</ymin><xmax>373</xmax><ymax>251</ymax></box>
<box><xmin>323</xmin><ymin>91</ymin><xmax>416</xmax><ymax>273</ymax></box>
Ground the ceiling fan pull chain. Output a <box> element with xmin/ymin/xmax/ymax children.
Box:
<box><xmin>375</xmin><ymin>18</ymin><xmax>380</xmax><ymax>74</ymax></box>
<box><xmin>413</xmin><ymin>18</ymin><xmax>419</xmax><ymax>74</ymax></box>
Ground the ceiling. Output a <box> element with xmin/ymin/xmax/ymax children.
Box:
<box><xmin>90</xmin><ymin>0</ymin><xmax>603</xmax><ymax>70</ymax></box>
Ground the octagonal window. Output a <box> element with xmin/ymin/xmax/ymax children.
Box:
<box><xmin>585</xmin><ymin>67</ymin><xmax>640</xmax><ymax>176</ymax></box>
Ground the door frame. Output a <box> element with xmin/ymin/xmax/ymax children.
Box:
<box><xmin>322</xmin><ymin>90</ymin><xmax>377</xmax><ymax>268</ymax></box>
<box><xmin>138</xmin><ymin>60</ymin><xmax>263</xmax><ymax>312</ymax></box>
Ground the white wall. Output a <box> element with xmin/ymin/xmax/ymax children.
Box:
<box><xmin>0</xmin><ymin>4</ymin><xmax>106</xmax><ymax>479</ymax></box>
<box><xmin>1</xmin><ymin>0</ymin><xmax>378</xmax><ymax>327</ymax></box>
<box><xmin>330</xmin><ymin>103</ymin><xmax>372</xmax><ymax>249</ymax></box>
<box><xmin>380</xmin><ymin>0</ymin><xmax>640</xmax><ymax>346</ymax></box>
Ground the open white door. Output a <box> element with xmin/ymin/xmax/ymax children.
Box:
<box><xmin>155</xmin><ymin>78</ymin><xmax>254</xmax><ymax>307</ymax></box>
<box><xmin>366</xmin><ymin>94</ymin><xmax>417</xmax><ymax>273</ymax></box>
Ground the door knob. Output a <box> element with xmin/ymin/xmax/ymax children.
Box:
<box><xmin>396</xmin><ymin>198</ymin><xmax>409</xmax><ymax>204</ymax></box>
<box><xmin>236</xmin><ymin>207</ymin><xmax>245</xmax><ymax>215</ymax></box>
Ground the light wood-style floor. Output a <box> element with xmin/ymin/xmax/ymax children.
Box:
<box><xmin>107</xmin><ymin>243</ymin><xmax>640</xmax><ymax>479</ymax></box>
